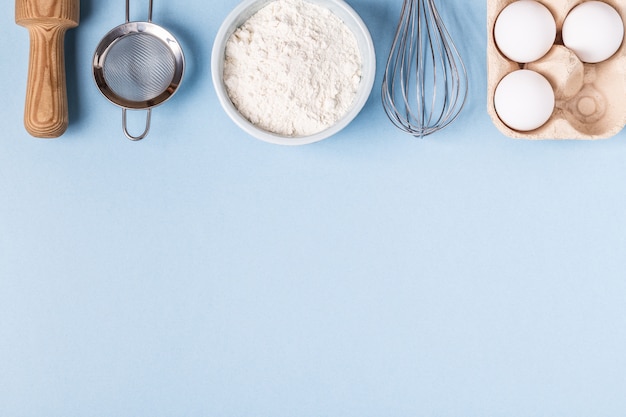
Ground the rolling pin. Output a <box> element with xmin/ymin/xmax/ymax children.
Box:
<box><xmin>15</xmin><ymin>0</ymin><xmax>79</xmax><ymax>138</ymax></box>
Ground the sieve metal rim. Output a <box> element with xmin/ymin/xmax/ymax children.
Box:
<box><xmin>93</xmin><ymin>21</ymin><xmax>185</xmax><ymax>110</ymax></box>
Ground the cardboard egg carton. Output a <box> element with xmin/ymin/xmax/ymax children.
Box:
<box><xmin>487</xmin><ymin>0</ymin><xmax>626</xmax><ymax>139</ymax></box>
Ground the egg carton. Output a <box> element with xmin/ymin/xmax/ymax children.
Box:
<box><xmin>487</xmin><ymin>0</ymin><xmax>626</xmax><ymax>139</ymax></box>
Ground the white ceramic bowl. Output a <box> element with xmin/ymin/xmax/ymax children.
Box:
<box><xmin>211</xmin><ymin>0</ymin><xmax>376</xmax><ymax>145</ymax></box>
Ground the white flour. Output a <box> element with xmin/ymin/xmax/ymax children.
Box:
<box><xmin>223</xmin><ymin>0</ymin><xmax>362</xmax><ymax>137</ymax></box>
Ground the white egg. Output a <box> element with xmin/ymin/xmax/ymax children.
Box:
<box><xmin>494</xmin><ymin>0</ymin><xmax>556</xmax><ymax>63</ymax></box>
<box><xmin>562</xmin><ymin>1</ymin><xmax>624</xmax><ymax>64</ymax></box>
<box><xmin>494</xmin><ymin>70</ymin><xmax>555</xmax><ymax>132</ymax></box>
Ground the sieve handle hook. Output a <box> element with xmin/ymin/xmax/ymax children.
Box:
<box><xmin>126</xmin><ymin>0</ymin><xmax>153</xmax><ymax>23</ymax></box>
<box><xmin>122</xmin><ymin>109</ymin><xmax>151</xmax><ymax>141</ymax></box>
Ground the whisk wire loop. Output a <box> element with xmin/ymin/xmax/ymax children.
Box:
<box><xmin>382</xmin><ymin>0</ymin><xmax>468</xmax><ymax>137</ymax></box>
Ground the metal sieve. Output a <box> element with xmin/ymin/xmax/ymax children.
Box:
<box><xmin>93</xmin><ymin>0</ymin><xmax>184</xmax><ymax>140</ymax></box>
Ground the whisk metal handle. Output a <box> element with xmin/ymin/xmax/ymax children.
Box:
<box><xmin>122</xmin><ymin>109</ymin><xmax>151</xmax><ymax>141</ymax></box>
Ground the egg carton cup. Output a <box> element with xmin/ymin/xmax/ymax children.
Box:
<box><xmin>487</xmin><ymin>0</ymin><xmax>626</xmax><ymax>139</ymax></box>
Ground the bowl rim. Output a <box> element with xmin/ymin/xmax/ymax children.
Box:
<box><xmin>211</xmin><ymin>0</ymin><xmax>376</xmax><ymax>146</ymax></box>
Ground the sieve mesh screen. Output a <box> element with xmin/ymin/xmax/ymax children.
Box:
<box><xmin>103</xmin><ymin>33</ymin><xmax>176</xmax><ymax>102</ymax></box>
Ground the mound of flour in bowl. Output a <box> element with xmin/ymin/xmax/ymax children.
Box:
<box><xmin>223</xmin><ymin>0</ymin><xmax>362</xmax><ymax>137</ymax></box>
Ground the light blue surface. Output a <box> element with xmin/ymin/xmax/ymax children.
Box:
<box><xmin>1</xmin><ymin>0</ymin><xmax>626</xmax><ymax>416</ymax></box>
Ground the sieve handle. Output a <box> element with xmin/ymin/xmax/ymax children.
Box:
<box><xmin>126</xmin><ymin>0</ymin><xmax>153</xmax><ymax>22</ymax></box>
<box><xmin>22</xmin><ymin>24</ymin><xmax>72</xmax><ymax>138</ymax></box>
<box><xmin>122</xmin><ymin>109</ymin><xmax>151</xmax><ymax>141</ymax></box>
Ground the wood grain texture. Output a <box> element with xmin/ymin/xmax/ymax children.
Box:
<box><xmin>16</xmin><ymin>0</ymin><xmax>79</xmax><ymax>138</ymax></box>
<box><xmin>15</xmin><ymin>0</ymin><xmax>79</xmax><ymax>23</ymax></box>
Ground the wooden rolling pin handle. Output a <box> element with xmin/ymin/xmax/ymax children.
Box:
<box><xmin>23</xmin><ymin>23</ymin><xmax>70</xmax><ymax>138</ymax></box>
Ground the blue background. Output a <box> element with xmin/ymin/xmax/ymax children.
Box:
<box><xmin>2</xmin><ymin>0</ymin><xmax>626</xmax><ymax>416</ymax></box>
